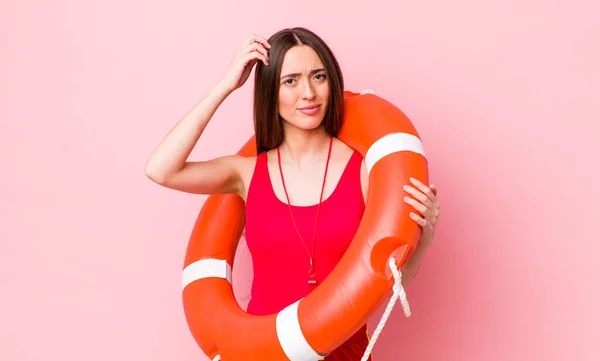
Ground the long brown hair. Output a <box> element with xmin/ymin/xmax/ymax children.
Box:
<box><xmin>253</xmin><ymin>27</ymin><xmax>345</xmax><ymax>154</ymax></box>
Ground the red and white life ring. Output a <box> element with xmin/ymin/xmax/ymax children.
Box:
<box><xmin>181</xmin><ymin>90</ymin><xmax>429</xmax><ymax>361</ymax></box>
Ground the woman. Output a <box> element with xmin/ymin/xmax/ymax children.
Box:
<box><xmin>145</xmin><ymin>27</ymin><xmax>440</xmax><ymax>360</ymax></box>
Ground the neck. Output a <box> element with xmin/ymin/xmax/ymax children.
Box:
<box><xmin>279</xmin><ymin>123</ymin><xmax>331</xmax><ymax>168</ymax></box>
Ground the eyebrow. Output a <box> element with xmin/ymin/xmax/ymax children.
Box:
<box><xmin>280</xmin><ymin>68</ymin><xmax>326</xmax><ymax>79</ymax></box>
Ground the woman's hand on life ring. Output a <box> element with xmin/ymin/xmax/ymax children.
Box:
<box><xmin>219</xmin><ymin>34</ymin><xmax>271</xmax><ymax>93</ymax></box>
<box><xmin>403</xmin><ymin>177</ymin><xmax>440</xmax><ymax>248</ymax></box>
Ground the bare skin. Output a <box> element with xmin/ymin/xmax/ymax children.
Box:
<box><xmin>144</xmin><ymin>35</ymin><xmax>360</xmax><ymax>204</ymax></box>
<box><xmin>145</xmin><ymin>34</ymin><xmax>440</xmax><ymax>285</ymax></box>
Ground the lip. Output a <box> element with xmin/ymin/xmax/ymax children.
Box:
<box><xmin>298</xmin><ymin>104</ymin><xmax>321</xmax><ymax>115</ymax></box>
<box><xmin>298</xmin><ymin>104</ymin><xmax>321</xmax><ymax>110</ymax></box>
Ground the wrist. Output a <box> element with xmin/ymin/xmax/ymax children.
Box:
<box><xmin>214</xmin><ymin>79</ymin><xmax>235</xmax><ymax>97</ymax></box>
<box><xmin>399</xmin><ymin>242</ymin><xmax>429</xmax><ymax>285</ymax></box>
<box><xmin>407</xmin><ymin>245</ymin><xmax>426</xmax><ymax>267</ymax></box>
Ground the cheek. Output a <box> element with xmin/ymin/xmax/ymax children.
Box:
<box><xmin>278</xmin><ymin>90</ymin><xmax>297</xmax><ymax>114</ymax></box>
<box><xmin>318</xmin><ymin>83</ymin><xmax>330</xmax><ymax>100</ymax></box>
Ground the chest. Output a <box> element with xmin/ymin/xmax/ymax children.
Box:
<box><xmin>266</xmin><ymin>157</ymin><xmax>349</xmax><ymax>207</ymax></box>
<box><xmin>244</xmin><ymin>150</ymin><xmax>365</xmax><ymax>266</ymax></box>
<box><xmin>245</xmin><ymin>200</ymin><xmax>364</xmax><ymax>261</ymax></box>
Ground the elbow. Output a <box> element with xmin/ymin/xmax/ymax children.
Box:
<box><xmin>144</xmin><ymin>163</ymin><xmax>168</xmax><ymax>185</ymax></box>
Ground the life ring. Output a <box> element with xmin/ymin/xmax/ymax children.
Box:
<box><xmin>181</xmin><ymin>90</ymin><xmax>429</xmax><ymax>361</ymax></box>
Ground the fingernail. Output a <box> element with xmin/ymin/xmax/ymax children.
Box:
<box><xmin>403</xmin><ymin>185</ymin><xmax>409</xmax><ymax>191</ymax></box>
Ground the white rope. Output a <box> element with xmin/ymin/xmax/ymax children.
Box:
<box><xmin>211</xmin><ymin>256</ymin><xmax>408</xmax><ymax>361</ymax></box>
<box><xmin>360</xmin><ymin>257</ymin><xmax>411</xmax><ymax>361</ymax></box>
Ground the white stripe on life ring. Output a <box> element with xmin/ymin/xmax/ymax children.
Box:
<box><xmin>365</xmin><ymin>132</ymin><xmax>427</xmax><ymax>174</ymax></box>
<box><xmin>182</xmin><ymin>258</ymin><xmax>232</xmax><ymax>290</ymax></box>
<box><xmin>276</xmin><ymin>300</ymin><xmax>324</xmax><ymax>361</ymax></box>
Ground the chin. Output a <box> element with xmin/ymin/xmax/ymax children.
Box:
<box><xmin>290</xmin><ymin>114</ymin><xmax>325</xmax><ymax>130</ymax></box>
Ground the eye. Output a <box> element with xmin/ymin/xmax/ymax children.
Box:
<box><xmin>315</xmin><ymin>73</ymin><xmax>327</xmax><ymax>80</ymax></box>
<box><xmin>284</xmin><ymin>78</ymin><xmax>296</xmax><ymax>85</ymax></box>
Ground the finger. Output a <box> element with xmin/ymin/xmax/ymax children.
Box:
<box><xmin>245</xmin><ymin>43</ymin><xmax>269</xmax><ymax>66</ymax></box>
<box><xmin>245</xmin><ymin>52</ymin><xmax>267</xmax><ymax>66</ymax></box>
<box><xmin>247</xmin><ymin>34</ymin><xmax>271</xmax><ymax>49</ymax></box>
<box><xmin>430</xmin><ymin>184</ymin><xmax>437</xmax><ymax>196</ymax></box>
<box><xmin>409</xmin><ymin>212</ymin><xmax>427</xmax><ymax>227</ymax></box>
<box><xmin>249</xmin><ymin>51</ymin><xmax>268</xmax><ymax>66</ymax></box>
<box><xmin>249</xmin><ymin>43</ymin><xmax>269</xmax><ymax>62</ymax></box>
<box><xmin>403</xmin><ymin>184</ymin><xmax>431</xmax><ymax>206</ymax></box>
<box><xmin>254</xmin><ymin>50</ymin><xmax>269</xmax><ymax>66</ymax></box>
<box><xmin>429</xmin><ymin>184</ymin><xmax>441</xmax><ymax>209</ymax></box>
<box><xmin>404</xmin><ymin>195</ymin><xmax>427</xmax><ymax>214</ymax></box>
<box><xmin>253</xmin><ymin>34</ymin><xmax>271</xmax><ymax>48</ymax></box>
<box><xmin>429</xmin><ymin>184</ymin><xmax>440</xmax><ymax>209</ymax></box>
<box><xmin>410</xmin><ymin>177</ymin><xmax>436</xmax><ymax>203</ymax></box>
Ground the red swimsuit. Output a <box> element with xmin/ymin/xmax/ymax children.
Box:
<box><xmin>244</xmin><ymin>149</ymin><xmax>372</xmax><ymax>360</ymax></box>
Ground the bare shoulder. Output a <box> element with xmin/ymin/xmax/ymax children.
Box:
<box><xmin>331</xmin><ymin>137</ymin><xmax>355</xmax><ymax>166</ymax></box>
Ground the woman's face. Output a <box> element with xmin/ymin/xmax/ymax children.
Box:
<box><xmin>277</xmin><ymin>45</ymin><xmax>329</xmax><ymax>131</ymax></box>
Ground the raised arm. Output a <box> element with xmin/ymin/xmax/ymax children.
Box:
<box><xmin>144</xmin><ymin>34</ymin><xmax>270</xmax><ymax>196</ymax></box>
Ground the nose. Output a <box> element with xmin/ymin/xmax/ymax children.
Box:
<box><xmin>300</xmin><ymin>79</ymin><xmax>316</xmax><ymax>99</ymax></box>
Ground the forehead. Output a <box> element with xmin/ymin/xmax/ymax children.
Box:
<box><xmin>280</xmin><ymin>45</ymin><xmax>324</xmax><ymax>72</ymax></box>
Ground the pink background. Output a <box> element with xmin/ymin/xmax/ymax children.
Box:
<box><xmin>1</xmin><ymin>1</ymin><xmax>599</xmax><ymax>360</ymax></box>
